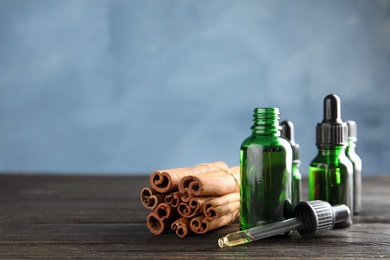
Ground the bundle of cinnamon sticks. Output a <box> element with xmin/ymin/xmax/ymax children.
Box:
<box><xmin>140</xmin><ymin>161</ymin><xmax>240</xmax><ymax>237</ymax></box>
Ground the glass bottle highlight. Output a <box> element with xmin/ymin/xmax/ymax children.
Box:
<box><xmin>308</xmin><ymin>94</ymin><xmax>353</xmax><ymax>228</ymax></box>
<box><xmin>281</xmin><ymin>120</ymin><xmax>302</xmax><ymax>208</ymax></box>
<box><xmin>346</xmin><ymin>120</ymin><xmax>362</xmax><ymax>215</ymax></box>
<box><xmin>240</xmin><ymin>108</ymin><xmax>293</xmax><ymax>230</ymax></box>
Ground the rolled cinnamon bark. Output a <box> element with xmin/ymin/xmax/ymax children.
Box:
<box><xmin>177</xmin><ymin>197</ymin><xmax>216</xmax><ymax>218</ymax></box>
<box><xmin>180</xmin><ymin>188</ymin><xmax>193</xmax><ymax>203</ymax></box>
<box><xmin>140</xmin><ymin>187</ymin><xmax>165</xmax><ymax>210</ymax></box>
<box><xmin>171</xmin><ymin>217</ymin><xmax>193</xmax><ymax>238</ymax></box>
<box><xmin>190</xmin><ymin>211</ymin><xmax>239</xmax><ymax>234</ymax></box>
<box><xmin>150</xmin><ymin>161</ymin><xmax>228</xmax><ymax>193</ymax></box>
<box><xmin>184</xmin><ymin>166</ymin><xmax>240</xmax><ymax>197</ymax></box>
<box><xmin>145</xmin><ymin>161</ymin><xmax>241</xmax><ymax>237</ymax></box>
<box><xmin>164</xmin><ymin>191</ymin><xmax>183</xmax><ymax>207</ymax></box>
<box><xmin>155</xmin><ymin>202</ymin><xmax>179</xmax><ymax>220</ymax></box>
<box><xmin>146</xmin><ymin>211</ymin><xmax>173</xmax><ymax>235</ymax></box>
<box><xmin>205</xmin><ymin>201</ymin><xmax>240</xmax><ymax>220</ymax></box>
<box><xmin>203</xmin><ymin>193</ymin><xmax>240</xmax><ymax>220</ymax></box>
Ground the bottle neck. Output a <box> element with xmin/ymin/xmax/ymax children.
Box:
<box><xmin>346</xmin><ymin>139</ymin><xmax>357</xmax><ymax>154</ymax></box>
<box><xmin>293</xmin><ymin>160</ymin><xmax>301</xmax><ymax>167</ymax></box>
<box><xmin>251</xmin><ymin>107</ymin><xmax>281</xmax><ymax>135</ymax></box>
<box><xmin>317</xmin><ymin>145</ymin><xmax>347</xmax><ymax>156</ymax></box>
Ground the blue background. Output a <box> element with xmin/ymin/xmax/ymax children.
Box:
<box><xmin>1</xmin><ymin>0</ymin><xmax>389</xmax><ymax>175</ymax></box>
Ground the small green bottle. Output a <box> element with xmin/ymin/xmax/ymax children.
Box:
<box><xmin>240</xmin><ymin>108</ymin><xmax>293</xmax><ymax>230</ymax></box>
<box><xmin>281</xmin><ymin>120</ymin><xmax>302</xmax><ymax>208</ymax></box>
<box><xmin>346</xmin><ymin>120</ymin><xmax>362</xmax><ymax>215</ymax></box>
<box><xmin>309</xmin><ymin>94</ymin><xmax>353</xmax><ymax>228</ymax></box>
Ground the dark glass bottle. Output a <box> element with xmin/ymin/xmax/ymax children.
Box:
<box><xmin>346</xmin><ymin>120</ymin><xmax>362</xmax><ymax>215</ymax></box>
<box><xmin>309</xmin><ymin>94</ymin><xmax>353</xmax><ymax>228</ymax></box>
<box><xmin>281</xmin><ymin>120</ymin><xmax>302</xmax><ymax>208</ymax></box>
<box><xmin>240</xmin><ymin>108</ymin><xmax>293</xmax><ymax>230</ymax></box>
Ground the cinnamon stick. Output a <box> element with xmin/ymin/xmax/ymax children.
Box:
<box><xmin>171</xmin><ymin>217</ymin><xmax>193</xmax><ymax>238</ymax></box>
<box><xmin>205</xmin><ymin>201</ymin><xmax>240</xmax><ymax>220</ymax></box>
<box><xmin>150</xmin><ymin>161</ymin><xmax>228</xmax><ymax>193</ymax></box>
<box><xmin>146</xmin><ymin>211</ymin><xmax>173</xmax><ymax>235</ymax></box>
<box><xmin>140</xmin><ymin>187</ymin><xmax>165</xmax><ymax>210</ymax></box>
<box><xmin>155</xmin><ymin>202</ymin><xmax>179</xmax><ymax>220</ymax></box>
<box><xmin>180</xmin><ymin>187</ymin><xmax>193</xmax><ymax>203</ymax></box>
<box><xmin>184</xmin><ymin>166</ymin><xmax>240</xmax><ymax>197</ymax></box>
<box><xmin>203</xmin><ymin>193</ymin><xmax>240</xmax><ymax>220</ymax></box>
<box><xmin>177</xmin><ymin>197</ymin><xmax>216</xmax><ymax>218</ymax></box>
<box><xmin>190</xmin><ymin>211</ymin><xmax>239</xmax><ymax>234</ymax></box>
<box><xmin>164</xmin><ymin>191</ymin><xmax>183</xmax><ymax>207</ymax></box>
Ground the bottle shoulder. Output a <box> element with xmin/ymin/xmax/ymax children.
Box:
<box><xmin>346</xmin><ymin>145</ymin><xmax>362</xmax><ymax>162</ymax></box>
<box><xmin>241</xmin><ymin>134</ymin><xmax>292</xmax><ymax>150</ymax></box>
<box><xmin>346</xmin><ymin>152</ymin><xmax>362</xmax><ymax>169</ymax></box>
<box><xmin>310</xmin><ymin>148</ymin><xmax>353</xmax><ymax>172</ymax></box>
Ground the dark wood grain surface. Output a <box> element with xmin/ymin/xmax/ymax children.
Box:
<box><xmin>0</xmin><ymin>174</ymin><xmax>389</xmax><ymax>259</ymax></box>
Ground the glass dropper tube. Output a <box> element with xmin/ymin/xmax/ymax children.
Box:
<box><xmin>218</xmin><ymin>218</ymin><xmax>301</xmax><ymax>248</ymax></box>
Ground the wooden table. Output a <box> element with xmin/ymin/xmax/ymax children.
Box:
<box><xmin>0</xmin><ymin>174</ymin><xmax>389</xmax><ymax>259</ymax></box>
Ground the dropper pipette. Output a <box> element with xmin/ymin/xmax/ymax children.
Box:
<box><xmin>218</xmin><ymin>200</ymin><xmax>350</xmax><ymax>248</ymax></box>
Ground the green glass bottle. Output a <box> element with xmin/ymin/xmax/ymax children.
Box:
<box><xmin>309</xmin><ymin>94</ymin><xmax>353</xmax><ymax>228</ymax></box>
<box><xmin>240</xmin><ymin>108</ymin><xmax>293</xmax><ymax>230</ymax></box>
<box><xmin>281</xmin><ymin>120</ymin><xmax>302</xmax><ymax>208</ymax></box>
<box><xmin>346</xmin><ymin>120</ymin><xmax>362</xmax><ymax>215</ymax></box>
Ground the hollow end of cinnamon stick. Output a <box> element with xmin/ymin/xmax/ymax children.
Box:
<box><xmin>190</xmin><ymin>211</ymin><xmax>239</xmax><ymax>234</ymax></box>
<box><xmin>146</xmin><ymin>212</ymin><xmax>166</xmax><ymax>235</ymax></box>
<box><xmin>164</xmin><ymin>191</ymin><xmax>183</xmax><ymax>207</ymax></box>
<box><xmin>205</xmin><ymin>201</ymin><xmax>240</xmax><ymax>220</ymax></box>
<box><xmin>205</xmin><ymin>208</ymin><xmax>217</xmax><ymax>219</ymax></box>
<box><xmin>178</xmin><ymin>203</ymin><xmax>190</xmax><ymax>217</ymax></box>
<box><xmin>150</xmin><ymin>171</ymin><xmax>173</xmax><ymax>193</ymax></box>
<box><xmin>156</xmin><ymin>205</ymin><xmax>168</xmax><ymax>219</ymax></box>
<box><xmin>152</xmin><ymin>161</ymin><xmax>229</xmax><ymax>194</ymax></box>
<box><xmin>178</xmin><ymin>176</ymin><xmax>195</xmax><ymax>194</ymax></box>
<box><xmin>190</xmin><ymin>216</ymin><xmax>208</xmax><ymax>233</ymax></box>
<box><xmin>176</xmin><ymin>227</ymin><xmax>187</xmax><ymax>238</ymax></box>
<box><xmin>140</xmin><ymin>187</ymin><xmax>162</xmax><ymax>210</ymax></box>
<box><xmin>171</xmin><ymin>217</ymin><xmax>192</xmax><ymax>238</ymax></box>
<box><xmin>180</xmin><ymin>187</ymin><xmax>193</xmax><ymax>203</ymax></box>
<box><xmin>189</xmin><ymin>182</ymin><xmax>201</xmax><ymax>194</ymax></box>
<box><xmin>188</xmin><ymin>168</ymin><xmax>240</xmax><ymax>197</ymax></box>
<box><xmin>155</xmin><ymin>202</ymin><xmax>178</xmax><ymax>220</ymax></box>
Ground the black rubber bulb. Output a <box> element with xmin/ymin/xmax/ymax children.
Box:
<box><xmin>316</xmin><ymin>94</ymin><xmax>348</xmax><ymax>147</ymax></box>
<box><xmin>323</xmin><ymin>94</ymin><xmax>342</xmax><ymax>124</ymax></box>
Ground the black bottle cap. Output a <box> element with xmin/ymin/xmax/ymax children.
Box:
<box><xmin>347</xmin><ymin>120</ymin><xmax>357</xmax><ymax>142</ymax></box>
<box><xmin>316</xmin><ymin>94</ymin><xmax>348</xmax><ymax>147</ymax></box>
<box><xmin>281</xmin><ymin>120</ymin><xmax>300</xmax><ymax>161</ymax></box>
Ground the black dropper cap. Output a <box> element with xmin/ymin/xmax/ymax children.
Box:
<box><xmin>316</xmin><ymin>94</ymin><xmax>348</xmax><ymax>147</ymax></box>
<box><xmin>281</xmin><ymin>120</ymin><xmax>300</xmax><ymax>162</ymax></box>
<box><xmin>346</xmin><ymin>120</ymin><xmax>357</xmax><ymax>142</ymax></box>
